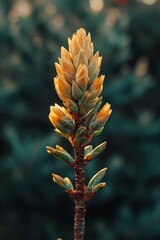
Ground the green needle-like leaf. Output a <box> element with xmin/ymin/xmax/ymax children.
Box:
<box><xmin>85</xmin><ymin>142</ymin><xmax>107</xmax><ymax>161</ymax></box>
<box><xmin>86</xmin><ymin>168</ymin><xmax>107</xmax><ymax>193</ymax></box>
<box><xmin>46</xmin><ymin>146</ymin><xmax>74</xmax><ymax>164</ymax></box>
<box><xmin>52</xmin><ymin>174</ymin><xmax>74</xmax><ymax>190</ymax></box>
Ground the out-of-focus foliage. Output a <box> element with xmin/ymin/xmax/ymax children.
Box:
<box><xmin>0</xmin><ymin>0</ymin><xmax>160</xmax><ymax>239</ymax></box>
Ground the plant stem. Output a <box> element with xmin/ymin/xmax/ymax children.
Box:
<box><xmin>74</xmin><ymin>144</ymin><xmax>86</xmax><ymax>240</ymax></box>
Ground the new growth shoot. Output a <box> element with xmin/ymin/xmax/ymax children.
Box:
<box><xmin>47</xmin><ymin>28</ymin><xmax>112</xmax><ymax>240</ymax></box>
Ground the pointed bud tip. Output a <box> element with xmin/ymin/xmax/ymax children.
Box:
<box><xmin>46</xmin><ymin>146</ymin><xmax>51</xmax><ymax>149</ymax></box>
<box><xmin>52</xmin><ymin>174</ymin><xmax>56</xmax><ymax>181</ymax></box>
<box><xmin>100</xmin><ymin>182</ymin><xmax>106</xmax><ymax>187</ymax></box>
<box><xmin>46</xmin><ymin>146</ymin><xmax>54</xmax><ymax>154</ymax></box>
<box><xmin>100</xmin><ymin>167</ymin><xmax>107</xmax><ymax>174</ymax></box>
<box><xmin>109</xmin><ymin>109</ymin><xmax>112</xmax><ymax>114</ymax></box>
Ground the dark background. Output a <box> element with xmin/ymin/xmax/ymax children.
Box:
<box><xmin>0</xmin><ymin>0</ymin><xmax>160</xmax><ymax>239</ymax></box>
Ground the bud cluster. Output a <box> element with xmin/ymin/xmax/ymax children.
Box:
<box><xmin>49</xmin><ymin>28</ymin><xmax>112</xmax><ymax>142</ymax></box>
<box><xmin>47</xmin><ymin>28</ymin><xmax>112</xmax><ymax>198</ymax></box>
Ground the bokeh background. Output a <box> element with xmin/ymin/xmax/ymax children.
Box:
<box><xmin>0</xmin><ymin>0</ymin><xmax>160</xmax><ymax>239</ymax></box>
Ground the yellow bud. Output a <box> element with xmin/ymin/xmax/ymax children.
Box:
<box><xmin>68</xmin><ymin>28</ymin><xmax>93</xmax><ymax>61</ymax></box>
<box><xmin>69</xmin><ymin>35</ymin><xmax>81</xmax><ymax>58</ymax></box>
<box><xmin>96</xmin><ymin>103</ymin><xmax>112</xmax><ymax>126</ymax></box>
<box><xmin>61</xmin><ymin>47</ymin><xmax>72</xmax><ymax>62</ymax></box>
<box><xmin>76</xmin><ymin>64</ymin><xmax>89</xmax><ymax>91</ymax></box>
<box><xmin>97</xmin><ymin>57</ymin><xmax>102</xmax><ymax>69</ymax></box>
<box><xmin>49</xmin><ymin>104</ymin><xmax>72</xmax><ymax>130</ymax></box>
<box><xmin>54</xmin><ymin>77</ymin><xmax>71</xmax><ymax>100</ymax></box>
<box><xmin>76</xmin><ymin>28</ymin><xmax>86</xmax><ymax>48</ymax></box>
<box><xmin>59</xmin><ymin>57</ymin><xmax>75</xmax><ymax>78</ymax></box>
<box><xmin>89</xmin><ymin>52</ymin><xmax>102</xmax><ymax>73</ymax></box>
<box><xmin>89</xmin><ymin>75</ymin><xmax>104</xmax><ymax>99</ymax></box>
<box><xmin>93</xmin><ymin>182</ymin><xmax>106</xmax><ymax>193</ymax></box>
<box><xmin>89</xmin><ymin>51</ymin><xmax>99</xmax><ymax>64</ymax></box>
<box><xmin>55</xmin><ymin>63</ymin><xmax>64</xmax><ymax>76</ymax></box>
<box><xmin>54</xmin><ymin>77</ymin><xmax>68</xmax><ymax>102</ymax></box>
<box><xmin>84</xmin><ymin>33</ymin><xmax>93</xmax><ymax>59</ymax></box>
<box><xmin>74</xmin><ymin>50</ymin><xmax>88</xmax><ymax>68</ymax></box>
<box><xmin>52</xmin><ymin>174</ymin><xmax>73</xmax><ymax>190</ymax></box>
<box><xmin>48</xmin><ymin>114</ymin><xmax>57</xmax><ymax>128</ymax></box>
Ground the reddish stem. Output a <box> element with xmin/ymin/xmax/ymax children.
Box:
<box><xmin>73</xmin><ymin>144</ymin><xmax>86</xmax><ymax>240</ymax></box>
<box><xmin>72</xmin><ymin>113</ymin><xmax>87</xmax><ymax>240</ymax></box>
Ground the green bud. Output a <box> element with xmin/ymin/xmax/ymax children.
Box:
<box><xmin>84</xmin><ymin>97</ymin><xmax>96</xmax><ymax>109</ymax></box>
<box><xmin>74</xmin><ymin>50</ymin><xmax>88</xmax><ymax>68</ymax></box>
<box><xmin>86</xmin><ymin>97</ymin><xmax>102</xmax><ymax>118</ymax></box>
<box><xmin>56</xmin><ymin>122</ymin><xmax>70</xmax><ymax>134</ymax></box>
<box><xmin>72</xmin><ymin>81</ymin><xmax>83</xmax><ymax>100</ymax></box>
<box><xmin>56</xmin><ymin>149</ymin><xmax>74</xmax><ymax>164</ymax></box>
<box><xmin>52</xmin><ymin>174</ymin><xmax>74</xmax><ymax>190</ymax></box>
<box><xmin>80</xmin><ymin>91</ymin><xmax>92</xmax><ymax>106</ymax></box>
<box><xmin>90</xmin><ymin>142</ymin><xmax>107</xmax><ymax>158</ymax></box>
<box><xmin>79</xmin><ymin>105</ymin><xmax>86</xmax><ymax>114</ymax></box>
<box><xmin>75</xmin><ymin>126</ymin><xmax>86</xmax><ymax>141</ymax></box>
<box><xmin>93</xmin><ymin>182</ymin><xmax>106</xmax><ymax>193</ymax></box>
<box><xmin>67</xmin><ymin>98</ymin><xmax>78</xmax><ymax>113</ymax></box>
<box><xmin>86</xmin><ymin>109</ymin><xmax>93</xmax><ymax>119</ymax></box>
<box><xmin>84</xmin><ymin>145</ymin><xmax>93</xmax><ymax>157</ymax></box>
<box><xmin>61</xmin><ymin>116</ymin><xmax>75</xmax><ymax>130</ymax></box>
<box><xmin>94</xmin><ymin>97</ymin><xmax>103</xmax><ymax>112</ymax></box>
<box><xmin>85</xmin><ymin>142</ymin><xmax>106</xmax><ymax>162</ymax></box>
<box><xmin>54</xmin><ymin>128</ymin><xmax>70</xmax><ymax>139</ymax></box>
<box><xmin>63</xmin><ymin>177</ymin><xmax>74</xmax><ymax>190</ymax></box>
<box><xmin>56</xmin><ymin>145</ymin><xmax>70</xmax><ymax>155</ymax></box>
<box><xmin>88</xmin><ymin>98</ymin><xmax>98</xmax><ymax>110</ymax></box>
<box><xmin>89</xmin><ymin>70</ymin><xmax>100</xmax><ymax>83</ymax></box>
<box><xmin>92</xmin><ymin>127</ymin><xmax>104</xmax><ymax>137</ymax></box>
<box><xmin>89</xmin><ymin>114</ymin><xmax>96</xmax><ymax>123</ymax></box>
<box><xmin>46</xmin><ymin>146</ymin><xmax>58</xmax><ymax>157</ymax></box>
<box><xmin>46</xmin><ymin>146</ymin><xmax>74</xmax><ymax>164</ymax></box>
<box><xmin>90</xmin><ymin>89</ymin><xmax>101</xmax><ymax>100</ymax></box>
<box><xmin>88</xmin><ymin>59</ymin><xmax>97</xmax><ymax>78</ymax></box>
<box><xmin>86</xmin><ymin>168</ymin><xmax>107</xmax><ymax>193</ymax></box>
<box><xmin>89</xmin><ymin>120</ymin><xmax>98</xmax><ymax>131</ymax></box>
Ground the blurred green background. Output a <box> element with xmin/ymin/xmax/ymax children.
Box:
<box><xmin>0</xmin><ymin>0</ymin><xmax>160</xmax><ymax>239</ymax></box>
